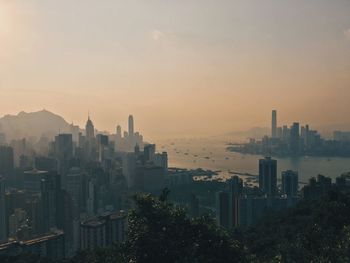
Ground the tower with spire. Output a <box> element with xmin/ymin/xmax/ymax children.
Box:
<box><xmin>85</xmin><ymin>114</ymin><xmax>95</xmax><ymax>140</ymax></box>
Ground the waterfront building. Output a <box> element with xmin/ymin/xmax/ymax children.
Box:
<box><xmin>154</xmin><ymin>152</ymin><xmax>168</xmax><ymax>174</ymax></box>
<box><xmin>302</xmin><ymin>175</ymin><xmax>332</xmax><ymax>200</ymax></box>
<box><xmin>144</xmin><ymin>144</ymin><xmax>156</xmax><ymax>163</ymax></box>
<box><xmin>290</xmin><ymin>122</ymin><xmax>300</xmax><ymax>155</ymax></box>
<box><xmin>259</xmin><ymin>157</ymin><xmax>277</xmax><ymax>196</ymax></box>
<box><xmin>271</xmin><ymin>110</ymin><xmax>277</xmax><ymax>138</ymax></box>
<box><xmin>282</xmin><ymin>170</ymin><xmax>299</xmax><ymax>197</ymax></box>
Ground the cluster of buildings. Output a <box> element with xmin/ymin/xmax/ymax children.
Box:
<box><xmin>228</xmin><ymin>110</ymin><xmax>350</xmax><ymax>157</ymax></box>
<box><xmin>0</xmin><ymin>114</ymin><xmax>170</xmax><ymax>259</ymax></box>
<box><xmin>216</xmin><ymin>157</ymin><xmax>299</xmax><ymax>229</ymax></box>
<box><xmin>216</xmin><ymin>156</ymin><xmax>350</xmax><ymax>230</ymax></box>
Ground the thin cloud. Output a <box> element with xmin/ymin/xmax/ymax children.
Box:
<box><xmin>150</xmin><ymin>29</ymin><xmax>176</xmax><ymax>42</ymax></box>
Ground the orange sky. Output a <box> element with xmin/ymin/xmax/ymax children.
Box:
<box><xmin>0</xmin><ymin>0</ymin><xmax>350</xmax><ymax>137</ymax></box>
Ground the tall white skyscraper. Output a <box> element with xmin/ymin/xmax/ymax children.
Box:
<box><xmin>271</xmin><ymin>110</ymin><xmax>277</xmax><ymax>138</ymax></box>
<box><xmin>0</xmin><ymin>176</ymin><xmax>6</xmax><ymax>241</ymax></box>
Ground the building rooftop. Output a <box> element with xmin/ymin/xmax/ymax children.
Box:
<box><xmin>24</xmin><ymin>169</ymin><xmax>48</xmax><ymax>175</ymax></box>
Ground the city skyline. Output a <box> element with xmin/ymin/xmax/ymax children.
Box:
<box><xmin>1</xmin><ymin>1</ymin><xmax>350</xmax><ymax>261</ymax></box>
<box><xmin>1</xmin><ymin>0</ymin><xmax>350</xmax><ymax>136</ymax></box>
<box><xmin>0</xmin><ymin>108</ymin><xmax>349</xmax><ymax>140</ymax></box>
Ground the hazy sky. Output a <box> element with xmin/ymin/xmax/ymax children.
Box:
<box><xmin>0</xmin><ymin>0</ymin><xmax>350</xmax><ymax>137</ymax></box>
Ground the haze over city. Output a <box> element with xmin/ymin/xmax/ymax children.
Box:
<box><xmin>1</xmin><ymin>0</ymin><xmax>350</xmax><ymax>137</ymax></box>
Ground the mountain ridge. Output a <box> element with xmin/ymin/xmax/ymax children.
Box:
<box><xmin>0</xmin><ymin>109</ymin><xmax>72</xmax><ymax>142</ymax></box>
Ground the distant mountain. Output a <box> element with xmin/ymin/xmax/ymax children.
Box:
<box><xmin>0</xmin><ymin>110</ymin><xmax>72</xmax><ymax>142</ymax></box>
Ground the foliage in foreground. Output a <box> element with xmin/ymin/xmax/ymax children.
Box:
<box><xmin>242</xmin><ymin>188</ymin><xmax>350</xmax><ymax>262</ymax></box>
<box><xmin>4</xmin><ymin>188</ymin><xmax>350</xmax><ymax>262</ymax></box>
<box><xmin>124</xmin><ymin>189</ymin><xmax>247</xmax><ymax>262</ymax></box>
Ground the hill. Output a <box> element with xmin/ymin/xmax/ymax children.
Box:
<box><xmin>0</xmin><ymin>110</ymin><xmax>72</xmax><ymax>142</ymax></box>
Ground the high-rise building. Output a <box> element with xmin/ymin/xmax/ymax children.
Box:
<box><xmin>216</xmin><ymin>191</ymin><xmax>230</xmax><ymax>229</ymax></box>
<box><xmin>281</xmin><ymin>170</ymin><xmax>299</xmax><ymax>197</ymax></box>
<box><xmin>282</xmin><ymin>125</ymin><xmax>290</xmax><ymax>141</ymax></box>
<box><xmin>8</xmin><ymin>208</ymin><xmax>27</xmax><ymax>238</ymax></box>
<box><xmin>0</xmin><ymin>133</ymin><xmax>6</xmax><ymax>145</ymax></box>
<box><xmin>135</xmin><ymin>164</ymin><xmax>165</xmax><ymax>191</ymax></box>
<box><xmin>228</xmin><ymin>176</ymin><xmax>243</xmax><ymax>227</ymax></box>
<box><xmin>290</xmin><ymin>122</ymin><xmax>300</xmax><ymax>155</ymax></box>
<box><xmin>85</xmin><ymin>116</ymin><xmax>95</xmax><ymax>140</ymax></box>
<box><xmin>0</xmin><ymin>146</ymin><xmax>14</xmax><ymax>176</ymax></box>
<box><xmin>9</xmin><ymin>139</ymin><xmax>26</xmax><ymax>167</ymax></box>
<box><xmin>0</xmin><ymin>176</ymin><xmax>6</xmax><ymax>241</ymax></box>
<box><xmin>302</xmin><ymin>175</ymin><xmax>332</xmax><ymax>200</ymax></box>
<box><xmin>228</xmin><ymin>176</ymin><xmax>243</xmax><ymax>196</ymax></box>
<box><xmin>69</xmin><ymin>123</ymin><xmax>80</xmax><ymax>143</ymax></box>
<box><xmin>115</xmin><ymin>125</ymin><xmax>122</xmax><ymax>151</ymax></box>
<box><xmin>66</xmin><ymin>167</ymin><xmax>84</xmax><ymax>216</ymax></box>
<box><xmin>80</xmin><ymin>212</ymin><xmax>126</xmax><ymax>251</ymax></box>
<box><xmin>41</xmin><ymin>174</ymin><xmax>60</xmax><ymax>233</ymax></box>
<box><xmin>259</xmin><ymin>157</ymin><xmax>277</xmax><ymax>195</ymax></box>
<box><xmin>54</xmin><ymin>134</ymin><xmax>73</xmax><ymax>181</ymax></box>
<box><xmin>271</xmin><ymin>110</ymin><xmax>277</xmax><ymax>138</ymax></box>
<box><xmin>128</xmin><ymin>115</ymin><xmax>134</xmax><ymax>139</ymax></box>
<box><xmin>80</xmin><ymin>218</ymin><xmax>106</xmax><ymax>250</ymax></box>
<box><xmin>23</xmin><ymin>169</ymin><xmax>50</xmax><ymax>193</ymax></box>
<box><xmin>154</xmin><ymin>152</ymin><xmax>168</xmax><ymax>174</ymax></box>
<box><xmin>122</xmin><ymin>153</ymin><xmax>136</xmax><ymax>188</ymax></box>
<box><xmin>86</xmin><ymin>181</ymin><xmax>98</xmax><ymax>216</ymax></box>
<box><xmin>334</xmin><ymin>131</ymin><xmax>350</xmax><ymax>142</ymax></box>
<box><xmin>216</xmin><ymin>176</ymin><xmax>243</xmax><ymax>229</ymax></box>
<box><xmin>55</xmin><ymin>134</ymin><xmax>73</xmax><ymax>161</ymax></box>
<box><xmin>144</xmin><ymin>144</ymin><xmax>156</xmax><ymax>163</ymax></box>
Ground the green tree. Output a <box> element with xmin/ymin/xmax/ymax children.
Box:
<box><xmin>125</xmin><ymin>188</ymin><xmax>248</xmax><ymax>263</ymax></box>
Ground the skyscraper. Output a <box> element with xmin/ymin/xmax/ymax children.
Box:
<box><xmin>128</xmin><ymin>115</ymin><xmax>134</xmax><ymax>150</ymax></box>
<box><xmin>55</xmin><ymin>134</ymin><xmax>73</xmax><ymax>182</ymax></box>
<box><xmin>122</xmin><ymin>153</ymin><xmax>136</xmax><ymax>188</ymax></box>
<box><xmin>216</xmin><ymin>191</ymin><xmax>230</xmax><ymax>229</ymax></box>
<box><xmin>0</xmin><ymin>146</ymin><xmax>14</xmax><ymax>176</ymax></box>
<box><xmin>85</xmin><ymin>115</ymin><xmax>95</xmax><ymax>140</ymax></box>
<box><xmin>128</xmin><ymin>115</ymin><xmax>134</xmax><ymax>138</ymax></box>
<box><xmin>259</xmin><ymin>157</ymin><xmax>277</xmax><ymax>195</ymax></box>
<box><xmin>282</xmin><ymin>170</ymin><xmax>299</xmax><ymax>197</ymax></box>
<box><xmin>144</xmin><ymin>144</ymin><xmax>156</xmax><ymax>163</ymax></box>
<box><xmin>115</xmin><ymin>125</ymin><xmax>123</xmax><ymax>151</ymax></box>
<box><xmin>290</xmin><ymin>122</ymin><xmax>300</xmax><ymax>155</ymax></box>
<box><xmin>55</xmin><ymin>134</ymin><xmax>73</xmax><ymax>162</ymax></box>
<box><xmin>0</xmin><ymin>176</ymin><xmax>6</xmax><ymax>241</ymax></box>
<box><xmin>271</xmin><ymin>110</ymin><xmax>277</xmax><ymax>138</ymax></box>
